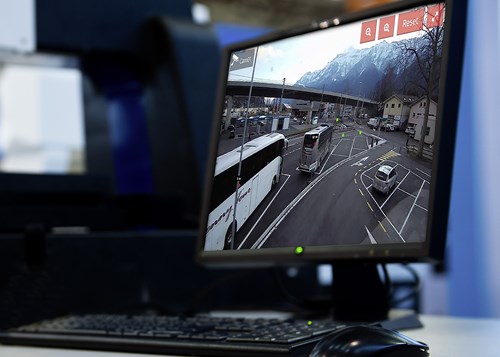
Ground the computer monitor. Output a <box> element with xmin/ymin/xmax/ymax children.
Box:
<box><xmin>0</xmin><ymin>50</ymin><xmax>190</xmax><ymax>235</ymax></box>
<box><xmin>198</xmin><ymin>0</ymin><xmax>467</xmax><ymax>321</ymax></box>
<box><xmin>0</xmin><ymin>52</ymin><xmax>111</xmax><ymax>232</ymax></box>
<box><xmin>0</xmin><ymin>0</ymin><xmax>221</xmax><ymax>238</ymax></box>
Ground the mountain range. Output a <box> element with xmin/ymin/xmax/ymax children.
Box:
<box><xmin>294</xmin><ymin>36</ymin><xmax>437</xmax><ymax>101</ymax></box>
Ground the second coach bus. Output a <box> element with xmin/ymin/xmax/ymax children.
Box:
<box><xmin>204</xmin><ymin>133</ymin><xmax>286</xmax><ymax>251</ymax></box>
<box><xmin>299</xmin><ymin>124</ymin><xmax>333</xmax><ymax>172</ymax></box>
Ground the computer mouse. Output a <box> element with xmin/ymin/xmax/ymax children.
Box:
<box><xmin>309</xmin><ymin>325</ymin><xmax>429</xmax><ymax>357</ymax></box>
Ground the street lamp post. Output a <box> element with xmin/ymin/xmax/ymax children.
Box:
<box><xmin>231</xmin><ymin>46</ymin><xmax>259</xmax><ymax>250</ymax></box>
<box><xmin>319</xmin><ymin>84</ymin><xmax>325</xmax><ymax>122</ymax></box>
<box><xmin>340</xmin><ymin>94</ymin><xmax>346</xmax><ymax>119</ymax></box>
<box><xmin>278</xmin><ymin>77</ymin><xmax>285</xmax><ymax>117</ymax></box>
<box><xmin>355</xmin><ymin>81</ymin><xmax>362</xmax><ymax>119</ymax></box>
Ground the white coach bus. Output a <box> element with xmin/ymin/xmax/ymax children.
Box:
<box><xmin>299</xmin><ymin>124</ymin><xmax>333</xmax><ymax>172</ymax></box>
<box><xmin>204</xmin><ymin>133</ymin><xmax>286</xmax><ymax>251</ymax></box>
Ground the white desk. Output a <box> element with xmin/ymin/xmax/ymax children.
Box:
<box><xmin>405</xmin><ymin>315</ymin><xmax>500</xmax><ymax>356</ymax></box>
<box><xmin>1</xmin><ymin>315</ymin><xmax>499</xmax><ymax>357</ymax></box>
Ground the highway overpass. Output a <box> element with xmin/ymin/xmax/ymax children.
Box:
<box><xmin>226</xmin><ymin>81</ymin><xmax>379</xmax><ymax>109</ymax></box>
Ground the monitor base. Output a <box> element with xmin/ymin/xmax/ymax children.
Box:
<box><xmin>331</xmin><ymin>263</ymin><xmax>390</xmax><ymax>323</ymax></box>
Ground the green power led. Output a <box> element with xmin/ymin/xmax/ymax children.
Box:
<box><xmin>295</xmin><ymin>246</ymin><xmax>304</xmax><ymax>255</ymax></box>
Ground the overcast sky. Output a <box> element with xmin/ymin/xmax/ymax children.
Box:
<box><xmin>228</xmin><ymin>5</ymin><xmax>437</xmax><ymax>85</ymax></box>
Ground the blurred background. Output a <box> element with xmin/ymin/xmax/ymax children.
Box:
<box><xmin>0</xmin><ymin>0</ymin><xmax>498</xmax><ymax>324</ymax></box>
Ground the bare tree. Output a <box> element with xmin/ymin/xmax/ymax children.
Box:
<box><xmin>399</xmin><ymin>13</ymin><xmax>444</xmax><ymax>158</ymax></box>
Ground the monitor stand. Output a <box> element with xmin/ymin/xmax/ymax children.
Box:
<box><xmin>330</xmin><ymin>263</ymin><xmax>423</xmax><ymax>330</ymax></box>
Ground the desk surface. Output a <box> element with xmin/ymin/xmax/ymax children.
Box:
<box><xmin>1</xmin><ymin>315</ymin><xmax>499</xmax><ymax>357</ymax></box>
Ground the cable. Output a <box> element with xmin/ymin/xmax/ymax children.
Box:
<box><xmin>270</xmin><ymin>267</ymin><xmax>335</xmax><ymax>315</ymax></box>
<box><xmin>380</xmin><ymin>263</ymin><xmax>393</xmax><ymax>296</ymax></box>
<box><xmin>389</xmin><ymin>263</ymin><xmax>421</xmax><ymax>308</ymax></box>
<box><xmin>270</xmin><ymin>267</ymin><xmax>308</xmax><ymax>308</ymax></box>
<box><xmin>182</xmin><ymin>270</ymin><xmax>255</xmax><ymax>316</ymax></box>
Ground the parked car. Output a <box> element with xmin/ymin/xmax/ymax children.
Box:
<box><xmin>367</xmin><ymin>117</ymin><xmax>380</xmax><ymax>129</ymax></box>
<box><xmin>383</xmin><ymin>123</ymin><xmax>395</xmax><ymax>131</ymax></box>
<box><xmin>405</xmin><ymin>126</ymin><xmax>416</xmax><ymax>137</ymax></box>
<box><xmin>373</xmin><ymin>165</ymin><xmax>397</xmax><ymax>195</ymax></box>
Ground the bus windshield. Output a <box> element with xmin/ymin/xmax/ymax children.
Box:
<box><xmin>304</xmin><ymin>134</ymin><xmax>318</xmax><ymax>148</ymax></box>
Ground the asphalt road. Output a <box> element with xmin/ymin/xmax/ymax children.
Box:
<box><xmin>224</xmin><ymin>125</ymin><xmax>432</xmax><ymax>250</ymax></box>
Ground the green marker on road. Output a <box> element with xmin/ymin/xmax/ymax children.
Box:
<box><xmin>342</xmin><ymin>133</ymin><xmax>345</xmax><ymax>138</ymax></box>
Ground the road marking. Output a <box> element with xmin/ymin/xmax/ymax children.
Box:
<box><xmin>399</xmin><ymin>180</ymin><xmax>425</xmax><ymax>235</ymax></box>
<box><xmin>362</xmin><ymin>165</ymin><xmax>406</xmax><ymax>243</ymax></box>
<box><xmin>358</xmin><ymin>188</ymin><xmax>364</xmax><ymax>197</ymax></box>
<box><xmin>366</xmin><ymin>202</ymin><xmax>374</xmax><ymax>212</ymax></box>
<box><xmin>380</xmin><ymin>167</ymin><xmax>409</xmax><ymax>209</ymax></box>
<box><xmin>348</xmin><ymin>136</ymin><xmax>356</xmax><ymax>157</ymax></box>
<box><xmin>351</xmin><ymin>156</ymin><xmax>369</xmax><ymax>167</ymax></box>
<box><xmin>354</xmin><ymin>178</ymin><xmax>357</xmax><ymax>185</ymax></box>
<box><xmin>351</xmin><ymin>146</ymin><xmax>365</xmax><ymax>152</ymax></box>
<box><xmin>365</xmin><ymin>226</ymin><xmax>377</xmax><ymax>244</ymax></box>
<box><xmin>378</xmin><ymin>150</ymin><xmax>400</xmax><ymax>161</ymax></box>
<box><xmin>415</xmin><ymin>203</ymin><xmax>428</xmax><ymax>212</ymax></box>
<box><xmin>284</xmin><ymin>147</ymin><xmax>302</xmax><ymax>156</ymax></box>
<box><xmin>412</xmin><ymin>171</ymin><xmax>431</xmax><ymax>184</ymax></box>
<box><xmin>415</xmin><ymin>167</ymin><xmax>431</xmax><ymax>178</ymax></box>
<box><xmin>378</xmin><ymin>221</ymin><xmax>387</xmax><ymax>233</ymax></box>
<box><xmin>398</xmin><ymin>187</ymin><xmax>417</xmax><ymax>198</ymax></box>
<box><xmin>315</xmin><ymin>143</ymin><xmax>340</xmax><ymax>175</ymax></box>
<box><xmin>238</xmin><ymin>174</ymin><xmax>291</xmax><ymax>249</ymax></box>
<box><xmin>252</xmin><ymin>148</ymin><xmax>377</xmax><ymax>249</ymax></box>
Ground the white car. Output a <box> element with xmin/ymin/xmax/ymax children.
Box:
<box><xmin>373</xmin><ymin>165</ymin><xmax>397</xmax><ymax>194</ymax></box>
<box><xmin>405</xmin><ymin>127</ymin><xmax>416</xmax><ymax>137</ymax></box>
<box><xmin>384</xmin><ymin>123</ymin><xmax>395</xmax><ymax>131</ymax></box>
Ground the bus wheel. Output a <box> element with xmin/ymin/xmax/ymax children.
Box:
<box><xmin>224</xmin><ymin>222</ymin><xmax>237</xmax><ymax>250</ymax></box>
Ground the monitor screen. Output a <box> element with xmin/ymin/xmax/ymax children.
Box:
<box><xmin>0</xmin><ymin>54</ymin><xmax>85</xmax><ymax>175</ymax></box>
<box><xmin>0</xmin><ymin>51</ymin><xmax>177</xmax><ymax>233</ymax></box>
<box><xmin>0</xmin><ymin>52</ymin><xmax>112</xmax><ymax>233</ymax></box>
<box><xmin>198</xmin><ymin>0</ymin><xmax>465</xmax><ymax>265</ymax></box>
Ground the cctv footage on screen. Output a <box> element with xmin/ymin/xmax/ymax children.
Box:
<box><xmin>204</xmin><ymin>3</ymin><xmax>445</xmax><ymax>251</ymax></box>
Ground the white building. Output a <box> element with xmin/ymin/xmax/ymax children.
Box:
<box><xmin>382</xmin><ymin>94</ymin><xmax>417</xmax><ymax>128</ymax></box>
<box><xmin>408</xmin><ymin>97</ymin><xmax>438</xmax><ymax>144</ymax></box>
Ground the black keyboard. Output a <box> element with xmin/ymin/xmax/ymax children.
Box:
<box><xmin>0</xmin><ymin>313</ymin><xmax>347</xmax><ymax>356</ymax></box>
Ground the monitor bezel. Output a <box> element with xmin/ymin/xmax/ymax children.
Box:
<box><xmin>197</xmin><ymin>0</ymin><xmax>467</xmax><ymax>266</ymax></box>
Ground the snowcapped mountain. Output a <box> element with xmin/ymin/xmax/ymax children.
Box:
<box><xmin>295</xmin><ymin>36</ymin><xmax>432</xmax><ymax>100</ymax></box>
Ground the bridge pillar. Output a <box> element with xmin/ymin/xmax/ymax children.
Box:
<box><xmin>307</xmin><ymin>101</ymin><xmax>313</xmax><ymax>123</ymax></box>
<box><xmin>224</xmin><ymin>95</ymin><xmax>233</xmax><ymax>130</ymax></box>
